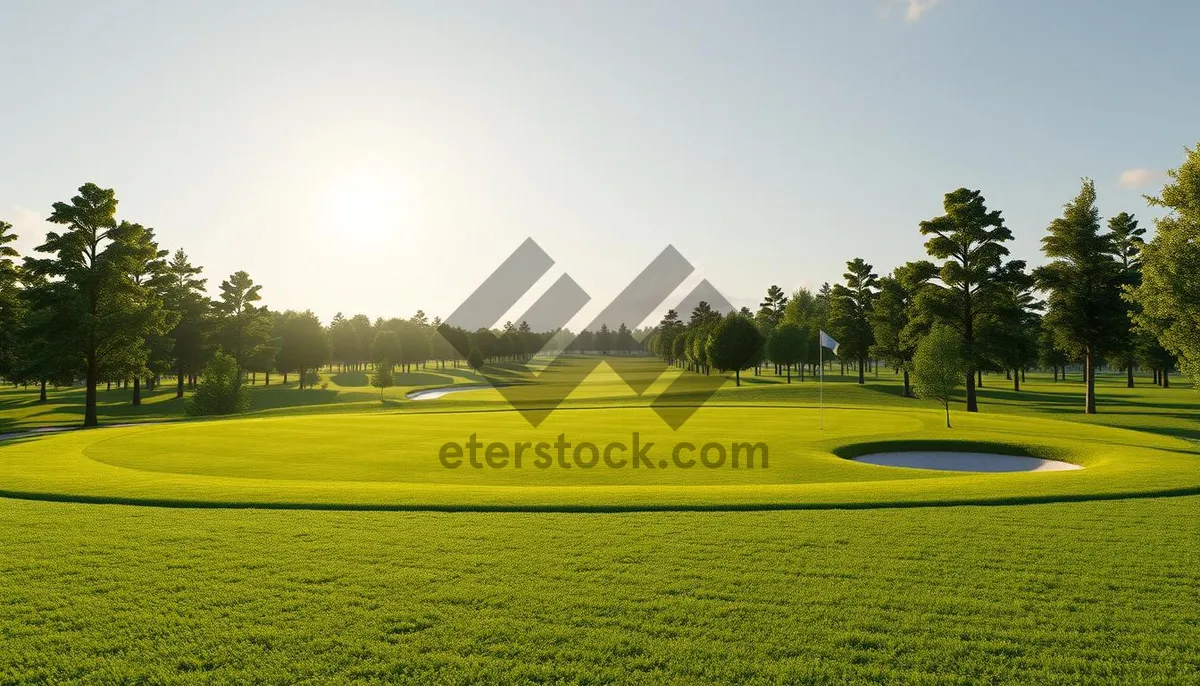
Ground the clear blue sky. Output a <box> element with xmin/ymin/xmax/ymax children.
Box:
<box><xmin>2</xmin><ymin>1</ymin><xmax>1197</xmax><ymax>327</ymax></box>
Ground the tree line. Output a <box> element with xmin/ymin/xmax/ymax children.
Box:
<box><xmin>1</xmin><ymin>144</ymin><xmax>1198</xmax><ymax>422</ymax></box>
<box><xmin>639</xmin><ymin>144</ymin><xmax>1200</xmax><ymax>415</ymax></box>
<box><xmin>0</xmin><ymin>185</ymin><xmax>657</xmax><ymax>423</ymax></box>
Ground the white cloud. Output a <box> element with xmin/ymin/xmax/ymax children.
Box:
<box><xmin>1117</xmin><ymin>168</ymin><xmax>1161</xmax><ymax>190</ymax></box>
<box><xmin>904</xmin><ymin>0</ymin><xmax>943</xmax><ymax>22</ymax></box>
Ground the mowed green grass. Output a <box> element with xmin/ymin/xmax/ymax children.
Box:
<box><xmin>1</xmin><ymin>359</ymin><xmax>1197</xmax><ymax>509</ymax></box>
<box><xmin>1</xmin><ymin>357</ymin><xmax>1199</xmax><ymax>683</ymax></box>
<box><xmin>1</xmin><ymin>496</ymin><xmax>1197</xmax><ymax>684</ymax></box>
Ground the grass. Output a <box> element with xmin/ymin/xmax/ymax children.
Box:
<box><xmin>1</xmin><ymin>356</ymin><xmax>1198</xmax><ymax>683</ymax></box>
<box><xmin>1</xmin><ymin>496</ymin><xmax>1197</xmax><ymax>684</ymax></box>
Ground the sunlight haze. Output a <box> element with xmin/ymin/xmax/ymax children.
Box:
<box><xmin>3</xmin><ymin>0</ymin><xmax>1197</xmax><ymax>325</ymax></box>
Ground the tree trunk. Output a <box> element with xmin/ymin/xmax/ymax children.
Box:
<box><xmin>858</xmin><ymin>357</ymin><xmax>865</xmax><ymax>384</ymax></box>
<box><xmin>977</xmin><ymin>369</ymin><xmax>983</xmax><ymax>388</ymax></box>
<box><xmin>786</xmin><ymin>365</ymin><xmax>791</xmax><ymax>383</ymax></box>
<box><xmin>39</xmin><ymin>379</ymin><xmax>47</xmax><ymax>403</ymax></box>
<box><xmin>1127</xmin><ymin>363</ymin><xmax>1135</xmax><ymax>388</ymax></box>
<box><xmin>945</xmin><ymin>402</ymin><xmax>951</xmax><ymax>428</ymax></box>
<box><xmin>735</xmin><ymin>369</ymin><xmax>740</xmax><ymax>387</ymax></box>
<box><xmin>84</xmin><ymin>343</ymin><xmax>99</xmax><ymax>428</ymax></box>
<box><xmin>902</xmin><ymin>369</ymin><xmax>911</xmax><ymax>398</ymax></box>
<box><xmin>1085</xmin><ymin>348</ymin><xmax>1097</xmax><ymax>414</ymax></box>
<box><xmin>1013</xmin><ymin>369</ymin><xmax>1020</xmax><ymax>393</ymax></box>
<box><xmin>133</xmin><ymin>377</ymin><xmax>141</xmax><ymax>406</ymax></box>
<box><xmin>1053</xmin><ymin>366</ymin><xmax>1059</xmax><ymax>382</ymax></box>
<box><xmin>1163</xmin><ymin>368</ymin><xmax>1170</xmax><ymax>388</ymax></box>
<box><xmin>1021</xmin><ymin>369</ymin><xmax>1026</xmax><ymax>383</ymax></box>
<box><xmin>965</xmin><ymin>369</ymin><xmax>978</xmax><ymax>413</ymax></box>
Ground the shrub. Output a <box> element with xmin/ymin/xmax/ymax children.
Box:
<box><xmin>371</xmin><ymin>359</ymin><xmax>394</xmax><ymax>397</ymax></box>
<box><xmin>185</xmin><ymin>352</ymin><xmax>251</xmax><ymax>417</ymax></box>
<box><xmin>912</xmin><ymin>325</ymin><xmax>968</xmax><ymax>428</ymax></box>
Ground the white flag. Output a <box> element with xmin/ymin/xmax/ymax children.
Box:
<box><xmin>819</xmin><ymin>330</ymin><xmax>840</xmax><ymax>355</ymax></box>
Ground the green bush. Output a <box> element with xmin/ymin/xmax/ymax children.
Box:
<box><xmin>185</xmin><ymin>352</ymin><xmax>251</xmax><ymax>417</ymax></box>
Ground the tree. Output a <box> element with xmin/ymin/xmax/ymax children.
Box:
<box><xmin>917</xmin><ymin>188</ymin><xmax>1017</xmax><ymax>412</ymax></box>
<box><xmin>25</xmin><ymin>183</ymin><xmax>169</xmax><ymax>427</ymax></box>
<box><xmin>371</xmin><ymin>358</ymin><xmax>394</xmax><ymax>397</ymax></box>
<box><xmin>119</xmin><ymin>223</ymin><xmax>177</xmax><ymax>406</ymax></box>
<box><xmin>989</xmin><ymin>261</ymin><xmax>1040</xmax><ymax>393</ymax></box>
<box><xmin>329</xmin><ymin>313</ymin><xmax>362</xmax><ymax>372</ymax></box>
<box><xmin>829</xmin><ymin>258</ymin><xmax>877</xmax><ymax>384</ymax></box>
<box><xmin>185</xmin><ymin>351</ymin><xmax>250</xmax><ymax>416</ymax></box>
<box><xmin>0</xmin><ymin>221</ymin><xmax>22</xmax><ymax>381</ymax></box>
<box><xmin>1129</xmin><ymin>143</ymin><xmax>1200</xmax><ymax>389</ymax></box>
<box><xmin>615</xmin><ymin>323</ymin><xmax>634</xmax><ymax>354</ymax></box>
<box><xmin>757</xmin><ymin>285</ymin><xmax>788</xmax><ymax>327</ymax></box>
<box><xmin>216</xmin><ymin>270</ymin><xmax>273</xmax><ymax>383</ymax></box>
<box><xmin>371</xmin><ymin>329</ymin><xmax>402</xmax><ymax>367</ymax></box>
<box><xmin>870</xmin><ymin>262</ymin><xmax>932</xmax><ymax>397</ymax></box>
<box><xmin>705</xmin><ymin>313</ymin><xmax>765</xmax><ymax>386</ymax></box>
<box><xmin>595</xmin><ymin>324</ymin><xmax>613</xmax><ymax>355</ymax></box>
<box><xmin>1038</xmin><ymin>323</ymin><xmax>1070</xmax><ymax>382</ymax></box>
<box><xmin>277</xmin><ymin>310</ymin><xmax>329</xmax><ymax>389</ymax></box>
<box><xmin>912</xmin><ymin>325</ymin><xmax>967</xmax><ymax>428</ymax></box>
<box><xmin>1109</xmin><ymin>212</ymin><xmax>1146</xmax><ymax>387</ymax></box>
<box><xmin>766</xmin><ymin>322</ymin><xmax>806</xmax><ymax>383</ymax></box>
<box><xmin>1034</xmin><ymin>179</ymin><xmax>1126</xmax><ymax>414</ymax></box>
<box><xmin>164</xmin><ymin>250</ymin><xmax>210</xmax><ymax>398</ymax></box>
<box><xmin>467</xmin><ymin>348</ymin><xmax>484</xmax><ymax>373</ymax></box>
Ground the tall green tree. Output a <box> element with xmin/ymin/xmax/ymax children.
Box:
<box><xmin>0</xmin><ymin>221</ymin><xmax>23</xmax><ymax>381</ymax></box>
<box><xmin>1034</xmin><ymin>179</ymin><xmax>1126</xmax><ymax>414</ymax></box>
<box><xmin>1129</xmin><ymin>143</ymin><xmax>1200</xmax><ymax>388</ymax></box>
<box><xmin>870</xmin><ymin>261</ymin><xmax>933</xmax><ymax>397</ymax></box>
<box><xmin>757</xmin><ymin>285</ymin><xmax>788</xmax><ymax>327</ymax></box>
<box><xmin>329</xmin><ymin>313</ymin><xmax>362</xmax><ymax>372</ymax></box>
<box><xmin>24</xmin><ymin>183</ymin><xmax>166</xmax><ymax>427</ymax></box>
<box><xmin>216</xmin><ymin>270</ymin><xmax>273</xmax><ymax>384</ymax></box>
<box><xmin>917</xmin><ymin>188</ymin><xmax>1016</xmax><ymax>412</ymax></box>
<box><xmin>829</xmin><ymin>258</ymin><xmax>877</xmax><ymax>384</ymax></box>
<box><xmin>277</xmin><ymin>310</ymin><xmax>329</xmax><ymax>389</ymax></box>
<box><xmin>1108</xmin><ymin>212</ymin><xmax>1146</xmax><ymax>387</ymax></box>
<box><xmin>985</xmin><ymin>261</ymin><xmax>1040</xmax><ymax>392</ymax></box>
<box><xmin>164</xmin><ymin>250</ymin><xmax>210</xmax><ymax>397</ymax></box>
<box><xmin>705</xmin><ymin>313</ymin><xmax>764</xmax><ymax>387</ymax></box>
<box><xmin>371</xmin><ymin>329</ymin><xmax>403</xmax><ymax>366</ymax></box>
<box><xmin>766</xmin><ymin>322</ymin><xmax>806</xmax><ymax>383</ymax></box>
<box><xmin>120</xmin><ymin>224</ymin><xmax>177</xmax><ymax>406</ymax></box>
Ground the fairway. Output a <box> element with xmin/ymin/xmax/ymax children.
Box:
<box><xmin>2</xmin><ymin>363</ymin><xmax>1199</xmax><ymax>511</ymax></box>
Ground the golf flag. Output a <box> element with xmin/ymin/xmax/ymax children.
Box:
<box><xmin>819</xmin><ymin>330</ymin><xmax>840</xmax><ymax>355</ymax></box>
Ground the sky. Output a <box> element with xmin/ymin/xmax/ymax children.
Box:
<box><xmin>2</xmin><ymin>0</ymin><xmax>1198</xmax><ymax>330</ymax></box>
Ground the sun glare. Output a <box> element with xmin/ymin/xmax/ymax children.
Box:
<box><xmin>325</xmin><ymin>172</ymin><xmax>401</xmax><ymax>236</ymax></box>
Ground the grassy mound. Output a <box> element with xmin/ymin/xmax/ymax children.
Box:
<box><xmin>2</xmin><ymin>400</ymin><xmax>1196</xmax><ymax>510</ymax></box>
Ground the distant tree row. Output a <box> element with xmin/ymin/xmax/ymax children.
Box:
<box><xmin>2</xmin><ymin>144</ymin><xmax>1198</xmax><ymax>421</ymax></box>
<box><xmin>640</xmin><ymin>143</ymin><xmax>1200</xmax><ymax>415</ymax></box>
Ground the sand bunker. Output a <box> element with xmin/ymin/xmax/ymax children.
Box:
<box><xmin>851</xmin><ymin>451</ymin><xmax>1082</xmax><ymax>473</ymax></box>
<box><xmin>405</xmin><ymin>385</ymin><xmax>493</xmax><ymax>401</ymax></box>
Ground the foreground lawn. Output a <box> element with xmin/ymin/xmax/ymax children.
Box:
<box><xmin>1</xmin><ymin>495</ymin><xmax>1197</xmax><ymax>684</ymax></box>
<box><xmin>2</xmin><ymin>358</ymin><xmax>1197</xmax><ymax>683</ymax></box>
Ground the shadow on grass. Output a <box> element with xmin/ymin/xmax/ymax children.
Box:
<box><xmin>3</xmin><ymin>486</ymin><xmax>1200</xmax><ymax>513</ymax></box>
<box><xmin>331</xmin><ymin>371</ymin><xmax>369</xmax><ymax>387</ymax></box>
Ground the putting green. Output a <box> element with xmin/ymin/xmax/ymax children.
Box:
<box><xmin>2</xmin><ymin>400</ymin><xmax>1198</xmax><ymax>510</ymax></box>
